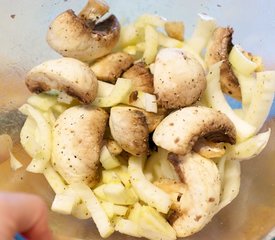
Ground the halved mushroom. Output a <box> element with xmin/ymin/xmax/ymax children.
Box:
<box><xmin>122</xmin><ymin>62</ymin><xmax>154</xmax><ymax>94</ymax></box>
<box><xmin>47</xmin><ymin>0</ymin><xmax>120</xmax><ymax>62</ymax></box>
<box><xmin>109</xmin><ymin>106</ymin><xmax>149</xmax><ymax>157</ymax></box>
<box><xmin>91</xmin><ymin>52</ymin><xmax>134</xmax><ymax>83</ymax></box>
<box><xmin>154</xmin><ymin>48</ymin><xmax>206</xmax><ymax>109</ymax></box>
<box><xmin>205</xmin><ymin>27</ymin><xmax>241</xmax><ymax>100</ymax></box>
<box><xmin>153</xmin><ymin>106</ymin><xmax>236</xmax><ymax>156</ymax></box>
<box><xmin>52</xmin><ymin>106</ymin><xmax>108</xmax><ymax>187</ymax></box>
<box><xmin>165</xmin><ymin>152</ymin><xmax>221</xmax><ymax>237</ymax></box>
<box><xmin>111</xmin><ymin>105</ymin><xmax>165</xmax><ymax>133</ymax></box>
<box><xmin>25</xmin><ymin>58</ymin><xmax>98</xmax><ymax>104</ymax></box>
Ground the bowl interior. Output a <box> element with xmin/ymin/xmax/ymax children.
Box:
<box><xmin>0</xmin><ymin>0</ymin><xmax>274</xmax><ymax>239</ymax></box>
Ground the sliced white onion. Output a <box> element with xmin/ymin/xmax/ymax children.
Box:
<box><xmin>128</xmin><ymin>156</ymin><xmax>171</xmax><ymax>214</ymax></box>
<box><xmin>226</xmin><ymin>129</ymin><xmax>271</xmax><ymax>161</ymax></box>
<box><xmin>204</xmin><ymin>62</ymin><xmax>256</xmax><ymax>141</ymax></box>
<box><xmin>143</xmin><ymin>25</ymin><xmax>159</xmax><ymax>64</ymax></box>
<box><xmin>229</xmin><ymin>45</ymin><xmax>258</xmax><ymax>76</ymax></box>
<box><xmin>187</xmin><ymin>13</ymin><xmax>217</xmax><ymax>54</ymax></box>
<box><xmin>19</xmin><ymin>104</ymin><xmax>52</xmax><ymax>173</ymax></box>
<box><xmin>216</xmin><ymin>160</ymin><xmax>241</xmax><ymax>212</ymax></box>
<box><xmin>244</xmin><ymin>71</ymin><xmax>275</xmax><ymax>132</ymax></box>
<box><xmin>92</xmin><ymin>78</ymin><xmax>132</xmax><ymax>107</ymax></box>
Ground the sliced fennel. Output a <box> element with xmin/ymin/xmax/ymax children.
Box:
<box><xmin>204</xmin><ymin>62</ymin><xmax>256</xmax><ymax>141</ymax></box>
<box><xmin>216</xmin><ymin>160</ymin><xmax>241</xmax><ymax>212</ymax></box>
<box><xmin>51</xmin><ymin>187</ymin><xmax>79</xmax><ymax>215</ymax></box>
<box><xmin>226</xmin><ymin>129</ymin><xmax>271</xmax><ymax>161</ymax></box>
<box><xmin>97</xmin><ymin>80</ymin><xmax>114</xmax><ymax>98</ymax></box>
<box><xmin>118</xmin><ymin>23</ymin><xmax>144</xmax><ymax>47</ymax></box>
<box><xmin>10</xmin><ymin>152</ymin><xmax>23</xmax><ymax>171</ymax></box>
<box><xmin>187</xmin><ymin>13</ymin><xmax>217</xmax><ymax>54</ymax></box>
<box><xmin>20</xmin><ymin>117</ymin><xmax>43</xmax><ymax>158</ymax></box>
<box><xmin>234</xmin><ymin>108</ymin><xmax>245</xmax><ymax>118</ymax></box>
<box><xmin>128</xmin><ymin>156</ymin><xmax>171</xmax><ymax>214</ymax></box>
<box><xmin>115</xmin><ymin>218</ymin><xmax>141</xmax><ymax>238</ymax></box>
<box><xmin>113</xmin><ymin>166</ymin><xmax>131</xmax><ymax>188</ymax></box>
<box><xmin>71</xmin><ymin>183</ymin><xmax>115</xmax><ymax>238</ymax></box>
<box><xmin>235</xmin><ymin>71</ymin><xmax>257</xmax><ymax>109</ymax></box>
<box><xmin>19</xmin><ymin>104</ymin><xmax>52</xmax><ymax>173</ymax></box>
<box><xmin>94</xmin><ymin>183</ymin><xmax>138</xmax><ymax>205</ymax></box>
<box><xmin>158</xmin><ymin>32</ymin><xmax>183</xmax><ymax>48</ymax></box>
<box><xmin>123</xmin><ymin>45</ymin><xmax>137</xmax><ymax>55</ymax></box>
<box><xmin>97</xmin><ymin>79</ymin><xmax>158</xmax><ymax>113</ymax></box>
<box><xmin>71</xmin><ymin>202</ymin><xmax>92</xmax><ymax>219</ymax></box>
<box><xmin>182</xmin><ymin>44</ymin><xmax>207</xmax><ymax>71</ymax></box>
<box><xmin>244</xmin><ymin>71</ymin><xmax>275</xmax><ymax>132</ymax></box>
<box><xmin>92</xmin><ymin>78</ymin><xmax>132</xmax><ymax>107</ymax></box>
<box><xmin>123</xmin><ymin>91</ymin><xmax>158</xmax><ymax>113</ymax></box>
<box><xmin>57</xmin><ymin>91</ymin><xmax>74</xmax><ymax>104</ymax></box>
<box><xmin>43</xmin><ymin>164</ymin><xmax>67</xmax><ymax>194</ymax></box>
<box><xmin>2</xmin><ymin>134</ymin><xmax>23</xmax><ymax>171</ymax></box>
<box><xmin>229</xmin><ymin>45</ymin><xmax>258</xmax><ymax>75</ymax></box>
<box><xmin>102</xmin><ymin>170</ymin><xmax>121</xmax><ymax>184</ymax></box>
<box><xmin>43</xmin><ymin>109</ymin><xmax>56</xmax><ymax>127</ymax></box>
<box><xmin>27</xmin><ymin>93</ymin><xmax>57</xmax><ymax>111</ymax></box>
<box><xmin>138</xmin><ymin>206</ymin><xmax>176</xmax><ymax>240</ymax></box>
<box><xmin>101</xmin><ymin>201</ymin><xmax>115</xmax><ymax>219</ymax></box>
<box><xmin>144</xmin><ymin>148</ymin><xmax>179</xmax><ymax>182</ymax></box>
<box><xmin>99</xmin><ymin>146</ymin><xmax>121</xmax><ymax>170</ymax></box>
<box><xmin>135</xmin><ymin>14</ymin><xmax>166</xmax><ymax>28</ymax></box>
<box><xmin>143</xmin><ymin>25</ymin><xmax>159</xmax><ymax>64</ymax></box>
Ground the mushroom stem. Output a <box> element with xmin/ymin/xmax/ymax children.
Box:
<box><xmin>79</xmin><ymin>0</ymin><xmax>109</xmax><ymax>24</ymax></box>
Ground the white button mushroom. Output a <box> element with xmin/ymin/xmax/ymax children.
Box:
<box><xmin>109</xmin><ymin>106</ymin><xmax>149</xmax><ymax>157</ymax></box>
<box><xmin>205</xmin><ymin>27</ymin><xmax>241</xmax><ymax>100</ymax></box>
<box><xmin>91</xmin><ymin>52</ymin><xmax>134</xmax><ymax>83</ymax></box>
<box><xmin>154</xmin><ymin>48</ymin><xmax>206</xmax><ymax>109</ymax></box>
<box><xmin>153</xmin><ymin>106</ymin><xmax>236</xmax><ymax>156</ymax></box>
<box><xmin>47</xmin><ymin>0</ymin><xmax>120</xmax><ymax>62</ymax></box>
<box><xmin>52</xmin><ymin>106</ymin><xmax>108</xmax><ymax>187</ymax></box>
<box><xmin>25</xmin><ymin>58</ymin><xmax>98</xmax><ymax>104</ymax></box>
<box><xmin>122</xmin><ymin>62</ymin><xmax>154</xmax><ymax>94</ymax></box>
<box><xmin>166</xmin><ymin>152</ymin><xmax>221</xmax><ymax>237</ymax></box>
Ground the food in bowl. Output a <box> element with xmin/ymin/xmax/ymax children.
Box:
<box><xmin>3</xmin><ymin>0</ymin><xmax>274</xmax><ymax>239</ymax></box>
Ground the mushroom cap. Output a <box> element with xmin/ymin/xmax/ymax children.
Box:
<box><xmin>153</xmin><ymin>106</ymin><xmax>236</xmax><ymax>156</ymax></box>
<box><xmin>154</xmin><ymin>48</ymin><xmax>206</xmax><ymax>109</ymax></box>
<box><xmin>91</xmin><ymin>52</ymin><xmax>134</xmax><ymax>83</ymax></box>
<box><xmin>109</xmin><ymin>106</ymin><xmax>149</xmax><ymax>157</ymax></box>
<box><xmin>167</xmin><ymin>152</ymin><xmax>221</xmax><ymax>237</ymax></box>
<box><xmin>52</xmin><ymin>106</ymin><xmax>108</xmax><ymax>187</ymax></box>
<box><xmin>47</xmin><ymin>9</ymin><xmax>120</xmax><ymax>62</ymax></box>
<box><xmin>205</xmin><ymin>27</ymin><xmax>241</xmax><ymax>100</ymax></box>
<box><xmin>122</xmin><ymin>62</ymin><xmax>154</xmax><ymax>94</ymax></box>
<box><xmin>25</xmin><ymin>58</ymin><xmax>98</xmax><ymax>104</ymax></box>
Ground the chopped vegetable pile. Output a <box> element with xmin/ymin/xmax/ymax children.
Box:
<box><xmin>4</xmin><ymin>0</ymin><xmax>274</xmax><ymax>239</ymax></box>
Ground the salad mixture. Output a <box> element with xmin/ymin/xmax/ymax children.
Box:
<box><xmin>3</xmin><ymin>0</ymin><xmax>275</xmax><ymax>239</ymax></box>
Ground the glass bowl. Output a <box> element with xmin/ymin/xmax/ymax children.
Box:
<box><xmin>0</xmin><ymin>0</ymin><xmax>274</xmax><ymax>239</ymax></box>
